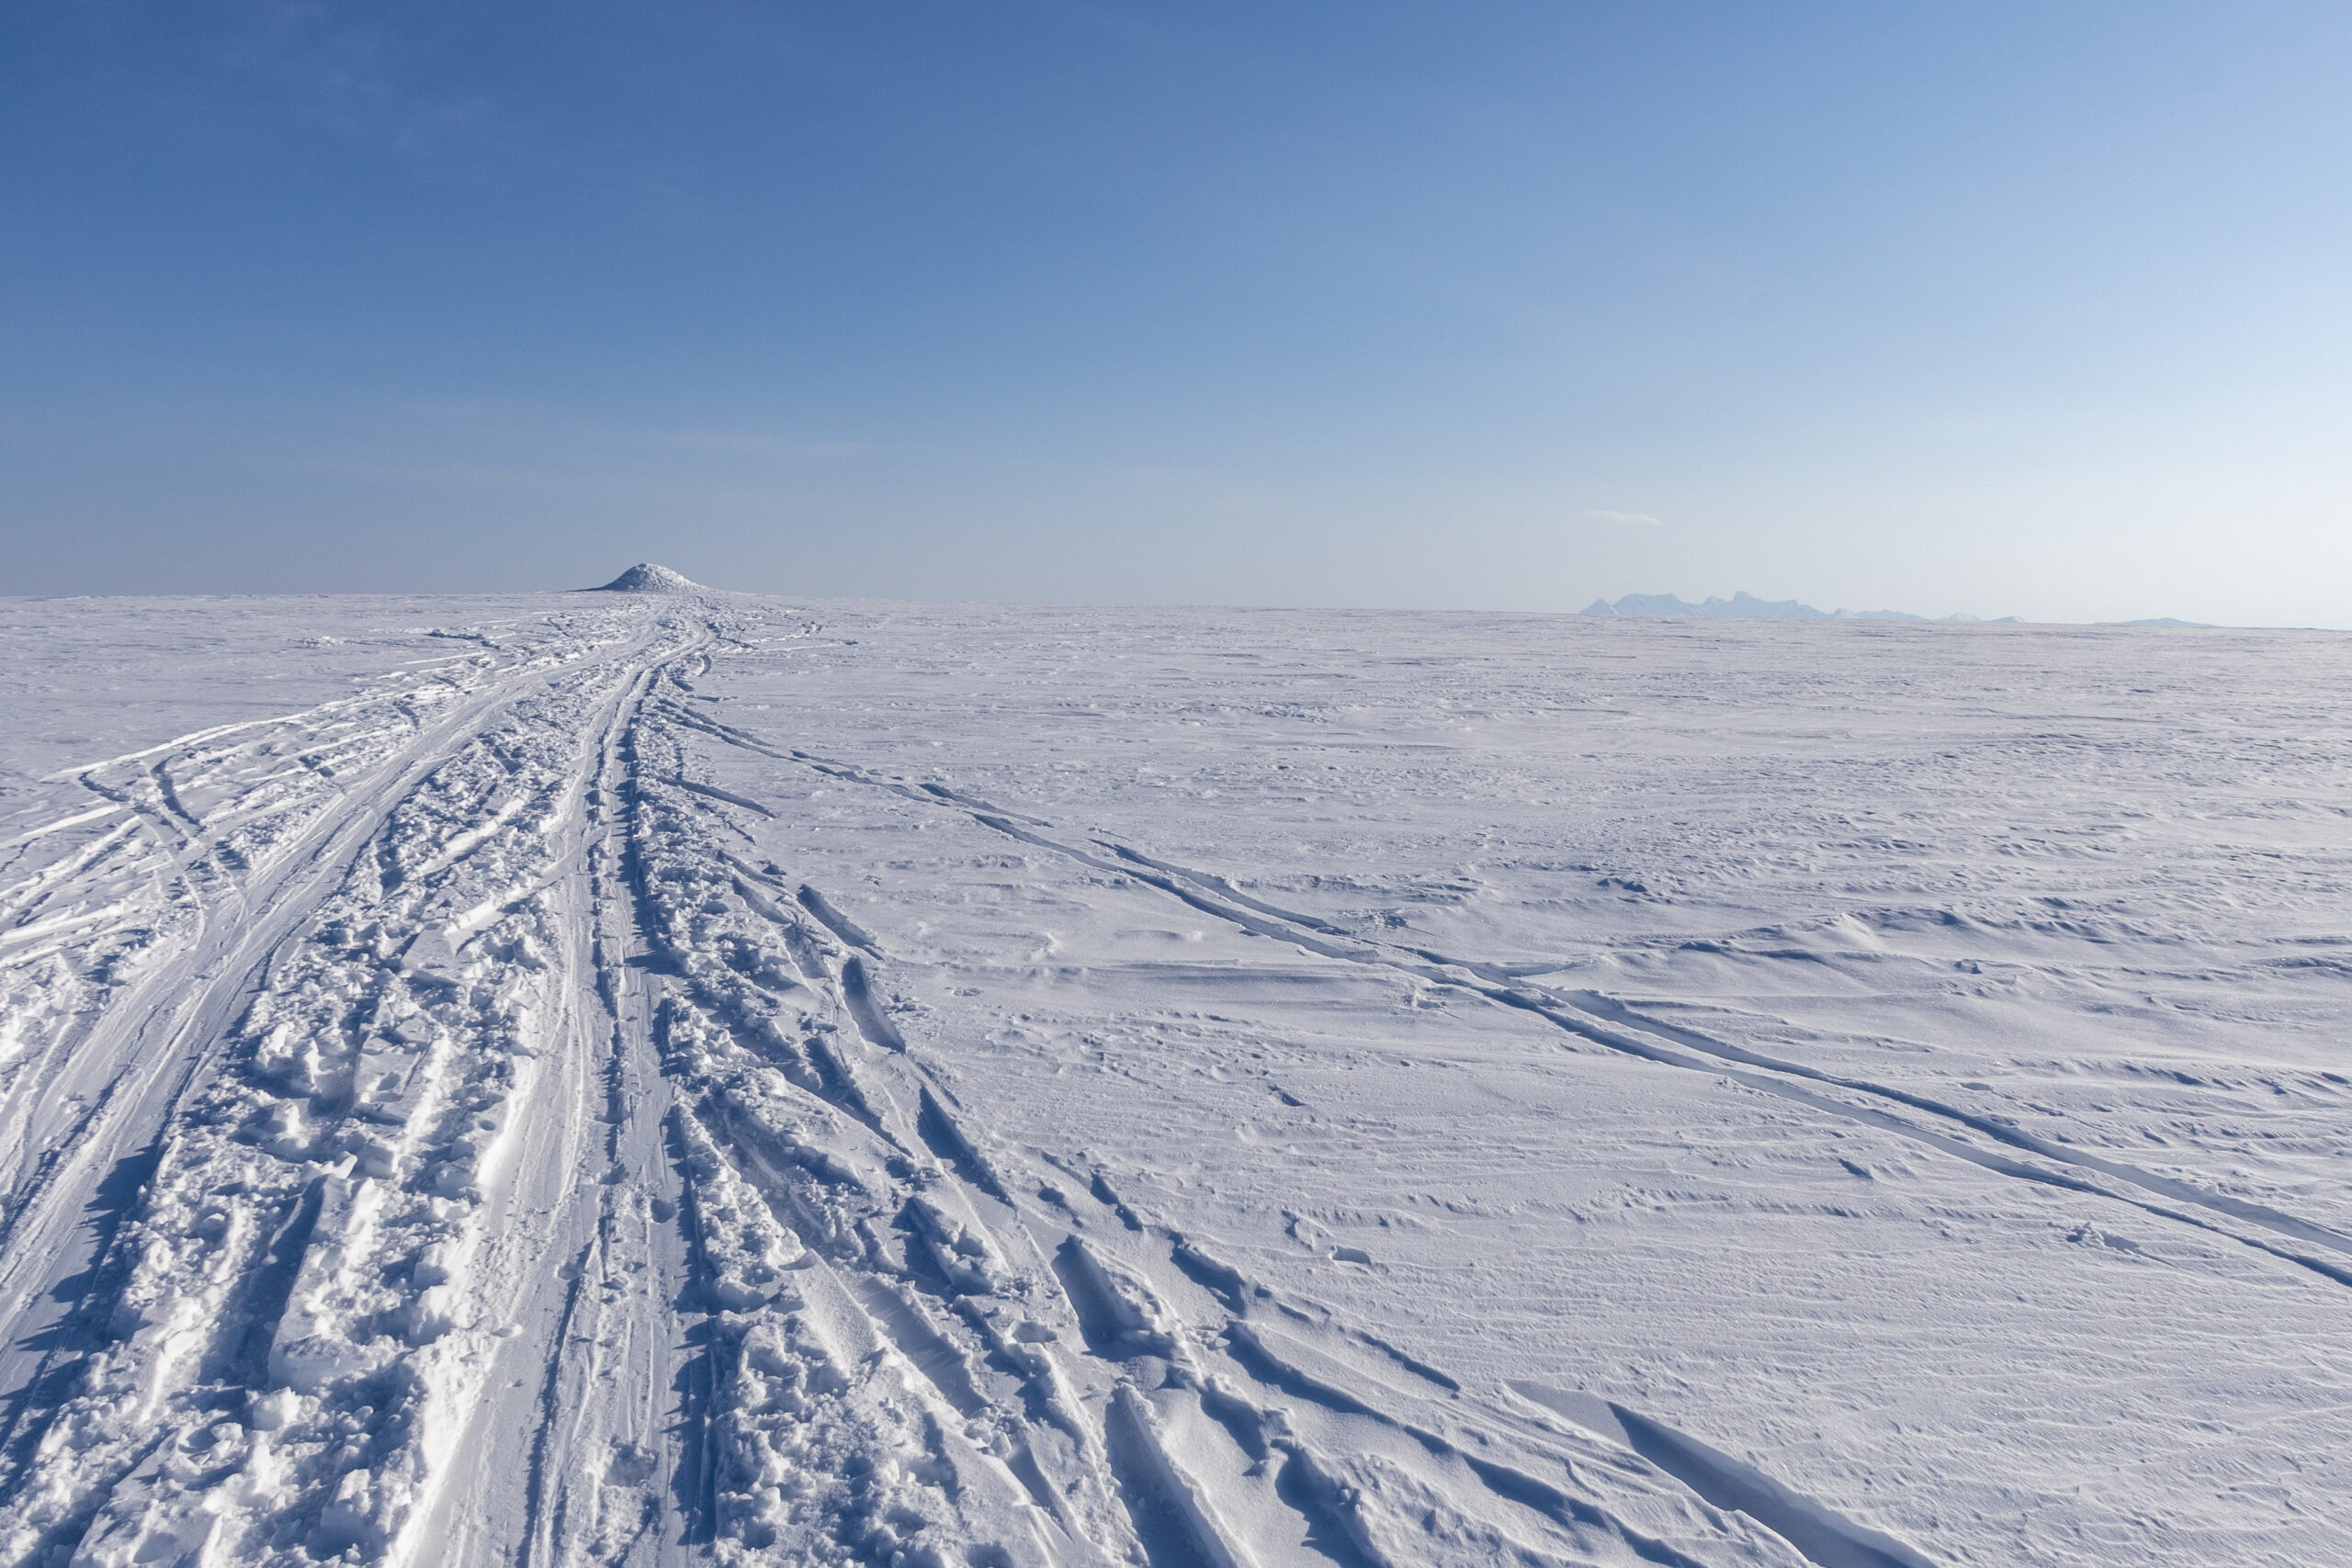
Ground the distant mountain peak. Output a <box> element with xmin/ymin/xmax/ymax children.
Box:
<box><xmin>1582</xmin><ymin>591</ymin><xmax>1831</xmax><ymax>619</ymax></box>
<box><xmin>589</xmin><ymin>563</ymin><xmax>702</xmax><ymax>593</ymax></box>
<box><xmin>1582</xmin><ymin>591</ymin><xmax>2015</xmax><ymax>624</ymax></box>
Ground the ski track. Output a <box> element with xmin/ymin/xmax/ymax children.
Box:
<box><xmin>1</xmin><ymin>592</ymin><xmax>2345</xmax><ymax>1566</ymax></box>
<box><xmin>754</xmin><ymin>742</ymin><xmax>2352</xmax><ymax>1293</ymax></box>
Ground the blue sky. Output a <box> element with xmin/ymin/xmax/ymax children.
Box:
<box><xmin>4</xmin><ymin>3</ymin><xmax>2347</xmax><ymax>623</ymax></box>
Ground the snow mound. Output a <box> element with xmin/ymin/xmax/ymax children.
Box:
<box><xmin>589</xmin><ymin>562</ymin><xmax>703</xmax><ymax>593</ymax></box>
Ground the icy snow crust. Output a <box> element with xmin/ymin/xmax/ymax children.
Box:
<box><xmin>0</xmin><ymin>592</ymin><xmax>2346</xmax><ymax>1568</ymax></box>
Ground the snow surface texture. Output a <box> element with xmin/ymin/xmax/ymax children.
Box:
<box><xmin>0</xmin><ymin>586</ymin><xmax>2346</xmax><ymax>1568</ymax></box>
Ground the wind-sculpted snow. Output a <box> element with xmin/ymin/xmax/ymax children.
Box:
<box><xmin>0</xmin><ymin>592</ymin><xmax>2346</xmax><ymax>1567</ymax></box>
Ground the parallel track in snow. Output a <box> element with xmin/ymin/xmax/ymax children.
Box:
<box><xmin>753</xmin><ymin>737</ymin><xmax>2352</xmax><ymax>1294</ymax></box>
<box><xmin>0</xmin><ymin>625</ymin><xmax>646</xmax><ymax>1434</ymax></box>
<box><xmin>0</xmin><ymin>607</ymin><xmax>707</xmax><ymax>1565</ymax></box>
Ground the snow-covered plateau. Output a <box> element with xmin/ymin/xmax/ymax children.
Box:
<box><xmin>1</xmin><ymin>582</ymin><xmax>2346</xmax><ymax>1568</ymax></box>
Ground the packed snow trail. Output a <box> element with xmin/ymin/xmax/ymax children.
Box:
<box><xmin>0</xmin><ymin>588</ymin><xmax>2347</xmax><ymax>1566</ymax></box>
<box><xmin>0</xmin><ymin>604</ymin><xmax>703</xmax><ymax>1564</ymax></box>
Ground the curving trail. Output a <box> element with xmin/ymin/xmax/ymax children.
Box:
<box><xmin>1</xmin><ymin>591</ymin><xmax>2346</xmax><ymax>1567</ymax></box>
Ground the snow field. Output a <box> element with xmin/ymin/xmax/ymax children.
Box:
<box><xmin>0</xmin><ymin>591</ymin><xmax>2345</xmax><ymax>1567</ymax></box>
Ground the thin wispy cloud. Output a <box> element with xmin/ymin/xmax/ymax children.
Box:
<box><xmin>217</xmin><ymin>10</ymin><xmax>501</xmax><ymax>159</ymax></box>
<box><xmin>1583</xmin><ymin>509</ymin><xmax>1664</xmax><ymax>527</ymax></box>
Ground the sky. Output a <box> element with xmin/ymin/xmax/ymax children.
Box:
<box><xmin>2</xmin><ymin>2</ymin><xmax>2347</xmax><ymax>624</ymax></box>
